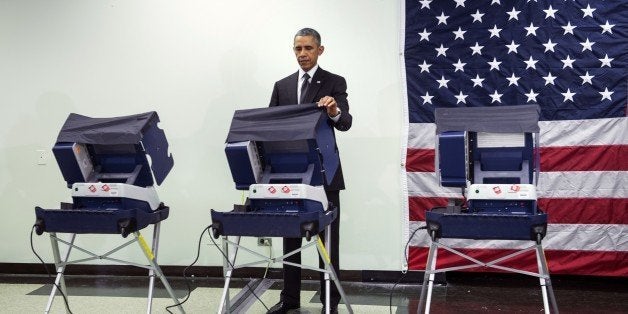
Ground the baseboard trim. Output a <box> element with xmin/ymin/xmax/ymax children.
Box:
<box><xmin>0</xmin><ymin>263</ymin><xmax>440</xmax><ymax>283</ymax></box>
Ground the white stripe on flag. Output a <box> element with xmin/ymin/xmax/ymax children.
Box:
<box><xmin>540</xmin><ymin>117</ymin><xmax>628</xmax><ymax>147</ymax></box>
<box><xmin>407</xmin><ymin>117</ymin><xmax>627</xmax><ymax>150</ymax></box>
<box><xmin>407</xmin><ymin>171</ymin><xmax>628</xmax><ymax>198</ymax></box>
<box><xmin>408</xmin><ymin>123</ymin><xmax>436</xmax><ymax>149</ymax></box>
<box><xmin>409</xmin><ymin>221</ymin><xmax>628</xmax><ymax>252</ymax></box>
<box><xmin>406</xmin><ymin>172</ymin><xmax>462</xmax><ymax>198</ymax></box>
<box><xmin>538</xmin><ymin>171</ymin><xmax>628</xmax><ymax>199</ymax></box>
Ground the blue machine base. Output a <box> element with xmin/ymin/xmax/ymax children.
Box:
<box><xmin>34</xmin><ymin>205</ymin><xmax>169</xmax><ymax>237</ymax></box>
<box><xmin>425</xmin><ymin>210</ymin><xmax>547</xmax><ymax>241</ymax></box>
<box><xmin>210</xmin><ymin>207</ymin><xmax>337</xmax><ymax>239</ymax></box>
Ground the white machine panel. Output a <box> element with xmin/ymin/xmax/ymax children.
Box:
<box><xmin>72</xmin><ymin>183</ymin><xmax>161</xmax><ymax>210</ymax></box>
<box><xmin>477</xmin><ymin>132</ymin><xmax>525</xmax><ymax>148</ymax></box>
<box><xmin>248</xmin><ymin>183</ymin><xmax>328</xmax><ymax>211</ymax></box>
<box><xmin>227</xmin><ymin>141</ymin><xmax>263</xmax><ymax>183</ymax></box>
<box><xmin>72</xmin><ymin>143</ymin><xmax>94</xmax><ymax>181</ymax></box>
<box><xmin>467</xmin><ymin>183</ymin><xmax>537</xmax><ymax>200</ymax></box>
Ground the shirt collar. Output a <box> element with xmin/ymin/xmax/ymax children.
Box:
<box><xmin>298</xmin><ymin>64</ymin><xmax>319</xmax><ymax>81</ymax></box>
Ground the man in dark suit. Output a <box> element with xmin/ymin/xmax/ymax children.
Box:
<box><xmin>267</xmin><ymin>28</ymin><xmax>352</xmax><ymax>314</ymax></box>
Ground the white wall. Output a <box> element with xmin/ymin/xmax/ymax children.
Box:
<box><xmin>0</xmin><ymin>0</ymin><xmax>404</xmax><ymax>271</ymax></box>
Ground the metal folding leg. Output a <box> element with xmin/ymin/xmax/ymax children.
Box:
<box><xmin>418</xmin><ymin>233</ymin><xmax>558</xmax><ymax>314</ymax></box>
<box><xmin>42</xmin><ymin>224</ymin><xmax>185</xmax><ymax>313</ymax></box>
<box><xmin>316</xmin><ymin>223</ymin><xmax>353</xmax><ymax>314</ymax></box>
<box><xmin>45</xmin><ymin>232</ymin><xmax>74</xmax><ymax>314</ymax></box>
<box><xmin>217</xmin><ymin>225</ymin><xmax>353</xmax><ymax>314</ymax></box>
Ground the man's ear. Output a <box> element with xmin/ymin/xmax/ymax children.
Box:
<box><xmin>318</xmin><ymin>45</ymin><xmax>325</xmax><ymax>56</ymax></box>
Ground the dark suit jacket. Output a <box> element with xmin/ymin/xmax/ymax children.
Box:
<box><xmin>269</xmin><ymin>67</ymin><xmax>352</xmax><ymax>191</ymax></box>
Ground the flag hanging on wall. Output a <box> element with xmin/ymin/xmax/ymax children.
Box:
<box><xmin>401</xmin><ymin>0</ymin><xmax>627</xmax><ymax>276</ymax></box>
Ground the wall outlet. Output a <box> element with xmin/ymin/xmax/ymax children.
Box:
<box><xmin>36</xmin><ymin>149</ymin><xmax>47</xmax><ymax>165</ymax></box>
<box><xmin>257</xmin><ymin>237</ymin><xmax>272</xmax><ymax>246</ymax></box>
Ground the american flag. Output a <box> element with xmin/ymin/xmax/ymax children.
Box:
<box><xmin>402</xmin><ymin>0</ymin><xmax>627</xmax><ymax>276</ymax></box>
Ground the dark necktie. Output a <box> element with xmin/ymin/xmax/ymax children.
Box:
<box><xmin>299</xmin><ymin>73</ymin><xmax>310</xmax><ymax>104</ymax></box>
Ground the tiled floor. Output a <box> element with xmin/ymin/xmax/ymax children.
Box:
<box><xmin>1</xmin><ymin>272</ymin><xmax>627</xmax><ymax>313</ymax></box>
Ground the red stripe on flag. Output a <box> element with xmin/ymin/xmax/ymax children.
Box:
<box><xmin>539</xmin><ymin>198</ymin><xmax>628</xmax><ymax>224</ymax></box>
<box><xmin>408</xmin><ymin>247</ymin><xmax>628</xmax><ymax>277</ymax></box>
<box><xmin>407</xmin><ymin>146</ymin><xmax>628</xmax><ymax>173</ymax></box>
<box><xmin>410</xmin><ymin>196</ymin><xmax>628</xmax><ymax>224</ymax></box>
<box><xmin>409</xmin><ymin>197</ymin><xmax>451</xmax><ymax>221</ymax></box>
<box><xmin>406</xmin><ymin>148</ymin><xmax>434</xmax><ymax>172</ymax></box>
<box><xmin>540</xmin><ymin>145</ymin><xmax>628</xmax><ymax>171</ymax></box>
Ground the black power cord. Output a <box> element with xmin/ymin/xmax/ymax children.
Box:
<box><xmin>167</xmin><ymin>225</ymin><xmax>269</xmax><ymax>313</ymax></box>
<box><xmin>164</xmin><ymin>225</ymin><xmax>210</xmax><ymax>313</ymax></box>
<box><xmin>30</xmin><ymin>225</ymin><xmax>73</xmax><ymax>314</ymax></box>
<box><xmin>389</xmin><ymin>225</ymin><xmax>427</xmax><ymax>313</ymax></box>
<box><xmin>207</xmin><ymin>226</ymin><xmax>269</xmax><ymax>311</ymax></box>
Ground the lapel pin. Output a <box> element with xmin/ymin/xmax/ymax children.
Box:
<box><xmin>316</xmin><ymin>81</ymin><xmax>321</xmax><ymax>84</ymax></box>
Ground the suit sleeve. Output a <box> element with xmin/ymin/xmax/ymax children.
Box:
<box><xmin>269</xmin><ymin>82</ymin><xmax>279</xmax><ymax>107</ymax></box>
<box><xmin>331</xmin><ymin>76</ymin><xmax>352</xmax><ymax>132</ymax></box>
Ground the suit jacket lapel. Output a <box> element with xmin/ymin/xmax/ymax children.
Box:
<box><xmin>304</xmin><ymin>68</ymin><xmax>324</xmax><ymax>104</ymax></box>
<box><xmin>287</xmin><ymin>71</ymin><xmax>299</xmax><ymax>104</ymax></box>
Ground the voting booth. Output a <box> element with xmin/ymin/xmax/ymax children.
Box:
<box><xmin>34</xmin><ymin>112</ymin><xmax>184</xmax><ymax>313</ymax></box>
<box><xmin>418</xmin><ymin>105</ymin><xmax>558</xmax><ymax>314</ymax></box>
<box><xmin>210</xmin><ymin>104</ymin><xmax>353</xmax><ymax>314</ymax></box>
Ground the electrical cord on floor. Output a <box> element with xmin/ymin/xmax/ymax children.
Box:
<box><xmin>29</xmin><ymin>225</ymin><xmax>74</xmax><ymax>314</ymax></box>
<box><xmin>207</xmin><ymin>226</ymin><xmax>269</xmax><ymax>312</ymax></box>
<box><xmin>164</xmin><ymin>225</ymin><xmax>210</xmax><ymax>313</ymax></box>
<box><xmin>389</xmin><ymin>224</ymin><xmax>427</xmax><ymax>314</ymax></box>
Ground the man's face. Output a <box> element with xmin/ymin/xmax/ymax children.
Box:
<box><xmin>293</xmin><ymin>35</ymin><xmax>324</xmax><ymax>72</ymax></box>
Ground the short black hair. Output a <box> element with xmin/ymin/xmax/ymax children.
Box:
<box><xmin>295</xmin><ymin>28</ymin><xmax>321</xmax><ymax>46</ymax></box>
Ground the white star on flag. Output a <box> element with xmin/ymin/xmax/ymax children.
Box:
<box><xmin>471</xmin><ymin>10</ymin><xmax>484</xmax><ymax>23</ymax></box>
<box><xmin>561</xmin><ymin>55</ymin><xmax>575</xmax><ymax>69</ymax></box>
<box><xmin>490</xmin><ymin>90</ymin><xmax>503</xmax><ymax>103</ymax></box>
<box><xmin>580</xmin><ymin>71</ymin><xmax>594</xmax><ymax>85</ymax></box>
<box><xmin>455</xmin><ymin>91</ymin><xmax>468</xmax><ymax>104</ymax></box>
<box><xmin>454</xmin><ymin>0</ymin><xmax>466</xmax><ymax>8</ymax></box>
<box><xmin>599</xmin><ymin>87</ymin><xmax>613</xmax><ymax>101</ymax></box>
<box><xmin>470</xmin><ymin>42</ymin><xmax>484</xmax><ymax>55</ymax></box>
<box><xmin>525</xmin><ymin>89</ymin><xmax>539</xmax><ymax>102</ymax></box>
<box><xmin>488</xmin><ymin>25</ymin><xmax>502</xmax><ymax>38</ymax></box>
<box><xmin>506</xmin><ymin>40</ymin><xmax>520</xmax><ymax>54</ymax></box>
<box><xmin>544</xmin><ymin>72</ymin><xmax>557</xmax><ymax>85</ymax></box>
<box><xmin>543</xmin><ymin>39</ymin><xmax>557</xmax><ymax>52</ymax></box>
<box><xmin>507</xmin><ymin>73</ymin><xmax>520</xmax><ymax>86</ymax></box>
<box><xmin>453</xmin><ymin>59</ymin><xmax>466</xmax><ymax>72</ymax></box>
<box><xmin>437</xmin><ymin>76</ymin><xmax>449</xmax><ymax>88</ymax></box>
<box><xmin>581</xmin><ymin>4</ymin><xmax>596</xmax><ymax>18</ymax></box>
<box><xmin>436</xmin><ymin>12</ymin><xmax>449</xmax><ymax>25</ymax></box>
<box><xmin>507</xmin><ymin>7</ymin><xmax>520</xmax><ymax>20</ymax></box>
<box><xmin>488</xmin><ymin>57</ymin><xmax>501</xmax><ymax>71</ymax></box>
<box><xmin>471</xmin><ymin>74</ymin><xmax>484</xmax><ymax>87</ymax></box>
<box><xmin>418</xmin><ymin>28</ymin><xmax>431</xmax><ymax>41</ymax></box>
<box><xmin>421</xmin><ymin>91</ymin><xmax>434</xmax><ymax>104</ymax></box>
<box><xmin>599</xmin><ymin>54</ymin><xmax>613</xmax><ymax>67</ymax></box>
<box><xmin>562</xmin><ymin>21</ymin><xmax>577</xmax><ymax>35</ymax></box>
<box><xmin>525</xmin><ymin>23</ymin><xmax>539</xmax><ymax>36</ymax></box>
<box><xmin>580</xmin><ymin>38</ymin><xmax>595</xmax><ymax>52</ymax></box>
<box><xmin>419</xmin><ymin>0</ymin><xmax>432</xmax><ymax>9</ymax></box>
<box><xmin>561</xmin><ymin>88</ymin><xmax>576</xmax><ymax>102</ymax></box>
<box><xmin>544</xmin><ymin>5</ymin><xmax>558</xmax><ymax>19</ymax></box>
<box><xmin>453</xmin><ymin>27</ymin><xmax>466</xmax><ymax>40</ymax></box>
<box><xmin>435</xmin><ymin>44</ymin><xmax>448</xmax><ymax>57</ymax></box>
<box><xmin>524</xmin><ymin>56</ymin><xmax>538</xmax><ymax>69</ymax></box>
<box><xmin>418</xmin><ymin>60</ymin><xmax>431</xmax><ymax>73</ymax></box>
<box><xmin>600</xmin><ymin>21</ymin><xmax>615</xmax><ymax>34</ymax></box>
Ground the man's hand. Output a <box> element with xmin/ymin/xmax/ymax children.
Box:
<box><xmin>317</xmin><ymin>96</ymin><xmax>340</xmax><ymax>117</ymax></box>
